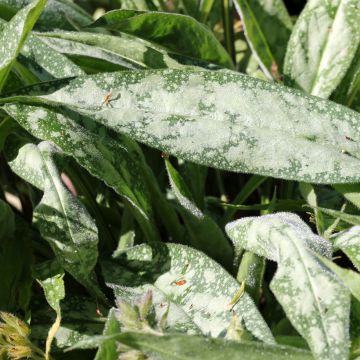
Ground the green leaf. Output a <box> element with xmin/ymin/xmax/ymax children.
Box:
<box><xmin>333</xmin><ymin>227</ymin><xmax>360</xmax><ymax>271</ymax></box>
<box><xmin>311</xmin><ymin>206</ymin><xmax>360</xmax><ymax>226</ymax></box>
<box><xmin>3</xmin><ymin>104</ymin><xmax>158</xmax><ymax>242</ymax></box>
<box><xmin>3</xmin><ymin>69</ymin><xmax>360</xmax><ymax>183</ymax></box>
<box><xmin>90</xmin><ymin>10</ymin><xmax>234</xmax><ymax>68</ymax></box>
<box><xmin>0</xmin><ymin>0</ymin><xmax>92</xmax><ymax>31</ymax></box>
<box><xmin>284</xmin><ymin>0</ymin><xmax>360</xmax><ymax>98</ymax></box>
<box><xmin>0</xmin><ymin>0</ymin><xmax>47</xmax><ymax>92</ymax></box>
<box><xmin>0</xmin><ymin>199</ymin><xmax>32</xmax><ymax>313</ymax></box>
<box><xmin>234</xmin><ymin>0</ymin><xmax>293</xmax><ymax>77</ymax></box>
<box><xmin>333</xmin><ymin>183</ymin><xmax>360</xmax><ymax>209</ymax></box>
<box><xmin>165</xmin><ymin>158</ymin><xmax>233</xmax><ymax>266</ymax></box>
<box><xmin>37</xmin><ymin>30</ymin><xmax>210</xmax><ymax>71</ymax></box>
<box><xmin>94</xmin><ymin>309</ymin><xmax>120</xmax><ymax>360</ymax></box>
<box><xmin>332</xmin><ymin>44</ymin><xmax>360</xmax><ymax>110</ymax></box>
<box><xmin>5</xmin><ymin>140</ymin><xmax>103</xmax><ymax>299</ymax></box>
<box><xmin>70</xmin><ymin>332</ymin><xmax>314</xmax><ymax>359</ymax></box>
<box><xmin>226</xmin><ymin>212</ymin><xmax>350</xmax><ymax>360</ymax></box>
<box><xmin>104</xmin><ymin>243</ymin><xmax>275</xmax><ymax>343</ymax></box>
<box><xmin>316</xmin><ymin>254</ymin><xmax>360</xmax><ymax>303</ymax></box>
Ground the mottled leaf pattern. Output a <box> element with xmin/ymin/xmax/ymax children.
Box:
<box><xmin>334</xmin><ymin>226</ymin><xmax>360</xmax><ymax>271</ymax></box>
<box><xmin>103</xmin><ymin>243</ymin><xmax>275</xmax><ymax>343</ymax></box>
<box><xmin>3</xmin><ymin>104</ymin><xmax>158</xmax><ymax>242</ymax></box>
<box><xmin>284</xmin><ymin>0</ymin><xmax>360</xmax><ymax>98</ymax></box>
<box><xmin>6</xmin><ymin>140</ymin><xmax>103</xmax><ymax>298</ymax></box>
<box><xmin>226</xmin><ymin>212</ymin><xmax>350</xmax><ymax>360</ymax></box>
<box><xmin>0</xmin><ymin>0</ymin><xmax>47</xmax><ymax>92</ymax></box>
<box><xmin>91</xmin><ymin>10</ymin><xmax>233</xmax><ymax>68</ymax></box>
<box><xmin>0</xmin><ymin>0</ymin><xmax>92</xmax><ymax>31</ymax></box>
<box><xmin>234</xmin><ymin>0</ymin><xmax>293</xmax><ymax>77</ymax></box>
<box><xmin>38</xmin><ymin>30</ymin><xmax>211</xmax><ymax>70</ymax></box>
<box><xmin>2</xmin><ymin>69</ymin><xmax>360</xmax><ymax>183</ymax></box>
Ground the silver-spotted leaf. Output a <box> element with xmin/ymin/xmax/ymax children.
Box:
<box><xmin>6</xmin><ymin>140</ymin><xmax>103</xmax><ymax>299</ymax></box>
<box><xmin>225</xmin><ymin>212</ymin><xmax>350</xmax><ymax>360</ymax></box>
<box><xmin>104</xmin><ymin>242</ymin><xmax>275</xmax><ymax>343</ymax></box>
<box><xmin>3</xmin><ymin>69</ymin><xmax>360</xmax><ymax>183</ymax></box>
<box><xmin>234</xmin><ymin>0</ymin><xmax>293</xmax><ymax>77</ymax></box>
<box><xmin>334</xmin><ymin>226</ymin><xmax>360</xmax><ymax>271</ymax></box>
<box><xmin>0</xmin><ymin>0</ymin><xmax>92</xmax><ymax>31</ymax></box>
<box><xmin>3</xmin><ymin>104</ymin><xmax>158</xmax><ymax>242</ymax></box>
<box><xmin>284</xmin><ymin>0</ymin><xmax>360</xmax><ymax>98</ymax></box>
<box><xmin>0</xmin><ymin>0</ymin><xmax>47</xmax><ymax>92</ymax></box>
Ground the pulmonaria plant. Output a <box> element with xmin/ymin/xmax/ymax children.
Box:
<box><xmin>0</xmin><ymin>0</ymin><xmax>359</xmax><ymax>360</ymax></box>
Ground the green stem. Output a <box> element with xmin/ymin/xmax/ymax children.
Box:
<box><xmin>221</xmin><ymin>0</ymin><xmax>236</xmax><ymax>63</ymax></box>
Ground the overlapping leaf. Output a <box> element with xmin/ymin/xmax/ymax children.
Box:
<box><xmin>90</xmin><ymin>10</ymin><xmax>233</xmax><ymax>68</ymax></box>
<box><xmin>0</xmin><ymin>0</ymin><xmax>47</xmax><ymax>92</ymax></box>
<box><xmin>2</xmin><ymin>70</ymin><xmax>360</xmax><ymax>183</ymax></box>
<box><xmin>334</xmin><ymin>226</ymin><xmax>360</xmax><ymax>271</ymax></box>
<box><xmin>284</xmin><ymin>0</ymin><xmax>360</xmax><ymax>98</ymax></box>
<box><xmin>0</xmin><ymin>0</ymin><xmax>92</xmax><ymax>31</ymax></box>
<box><xmin>103</xmin><ymin>243</ymin><xmax>275</xmax><ymax>343</ymax></box>
<box><xmin>234</xmin><ymin>0</ymin><xmax>293</xmax><ymax>77</ymax></box>
<box><xmin>37</xmin><ymin>30</ymin><xmax>214</xmax><ymax>71</ymax></box>
<box><xmin>5</xmin><ymin>140</ymin><xmax>103</xmax><ymax>298</ymax></box>
<box><xmin>69</xmin><ymin>332</ymin><xmax>313</xmax><ymax>360</ymax></box>
<box><xmin>2</xmin><ymin>104</ymin><xmax>158</xmax><ymax>242</ymax></box>
<box><xmin>226</xmin><ymin>212</ymin><xmax>350</xmax><ymax>360</ymax></box>
<box><xmin>165</xmin><ymin>159</ymin><xmax>233</xmax><ymax>266</ymax></box>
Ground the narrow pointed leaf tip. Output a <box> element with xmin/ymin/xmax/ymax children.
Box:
<box><xmin>3</xmin><ymin>69</ymin><xmax>360</xmax><ymax>184</ymax></box>
<box><xmin>225</xmin><ymin>212</ymin><xmax>350</xmax><ymax>360</ymax></box>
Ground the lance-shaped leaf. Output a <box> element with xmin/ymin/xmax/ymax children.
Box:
<box><xmin>3</xmin><ymin>69</ymin><xmax>360</xmax><ymax>183</ymax></box>
<box><xmin>284</xmin><ymin>0</ymin><xmax>360</xmax><ymax>98</ymax></box>
<box><xmin>332</xmin><ymin>45</ymin><xmax>360</xmax><ymax>111</ymax></box>
<box><xmin>6</xmin><ymin>140</ymin><xmax>103</xmax><ymax>299</ymax></box>
<box><xmin>333</xmin><ymin>226</ymin><xmax>360</xmax><ymax>271</ymax></box>
<box><xmin>0</xmin><ymin>0</ymin><xmax>47</xmax><ymax>92</ymax></box>
<box><xmin>90</xmin><ymin>10</ymin><xmax>233</xmax><ymax>69</ymax></box>
<box><xmin>0</xmin><ymin>18</ymin><xmax>84</xmax><ymax>81</ymax></box>
<box><xmin>103</xmin><ymin>243</ymin><xmax>275</xmax><ymax>343</ymax></box>
<box><xmin>0</xmin><ymin>0</ymin><xmax>92</xmax><ymax>31</ymax></box>
<box><xmin>226</xmin><ymin>212</ymin><xmax>350</xmax><ymax>360</ymax></box>
<box><xmin>69</xmin><ymin>332</ymin><xmax>314</xmax><ymax>360</ymax></box>
<box><xmin>165</xmin><ymin>158</ymin><xmax>233</xmax><ymax>266</ymax></box>
<box><xmin>234</xmin><ymin>0</ymin><xmax>293</xmax><ymax>78</ymax></box>
<box><xmin>37</xmin><ymin>31</ymin><xmax>215</xmax><ymax>71</ymax></box>
<box><xmin>3</xmin><ymin>104</ymin><xmax>158</xmax><ymax>242</ymax></box>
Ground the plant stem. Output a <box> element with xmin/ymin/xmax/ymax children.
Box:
<box><xmin>221</xmin><ymin>0</ymin><xmax>236</xmax><ymax>63</ymax></box>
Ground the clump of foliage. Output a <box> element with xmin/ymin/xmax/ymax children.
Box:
<box><xmin>0</xmin><ymin>0</ymin><xmax>359</xmax><ymax>359</ymax></box>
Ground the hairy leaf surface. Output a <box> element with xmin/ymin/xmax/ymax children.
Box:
<box><xmin>3</xmin><ymin>70</ymin><xmax>360</xmax><ymax>183</ymax></box>
<box><xmin>284</xmin><ymin>0</ymin><xmax>360</xmax><ymax>98</ymax></box>
<box><xmin>6</xmin><ymin>140</ymin><xmax>103</xmax><ymax>298</ymax></box>
<box><xmin>0</xmin><ymin>0</ymin><xmax>47</xmax><ymax>92</ymax></box>
<box><xmin>334</xmin><ymin>226</ymin><xmax>360</xmax><ymax>271</ymax></box>
<box><xmin>3</xmin><ymin>104</ymin><xmax>158</xmax><ymax>242</ymax></box>
<box><xmin>104</xmin><ymin>243</ymin><xmax>274</xmax><ymax>343</ymax></box>
<box><xmin>226</xmin><ymin>212</ymin><xmax>350</xmax><ymax>360</ymax></box>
